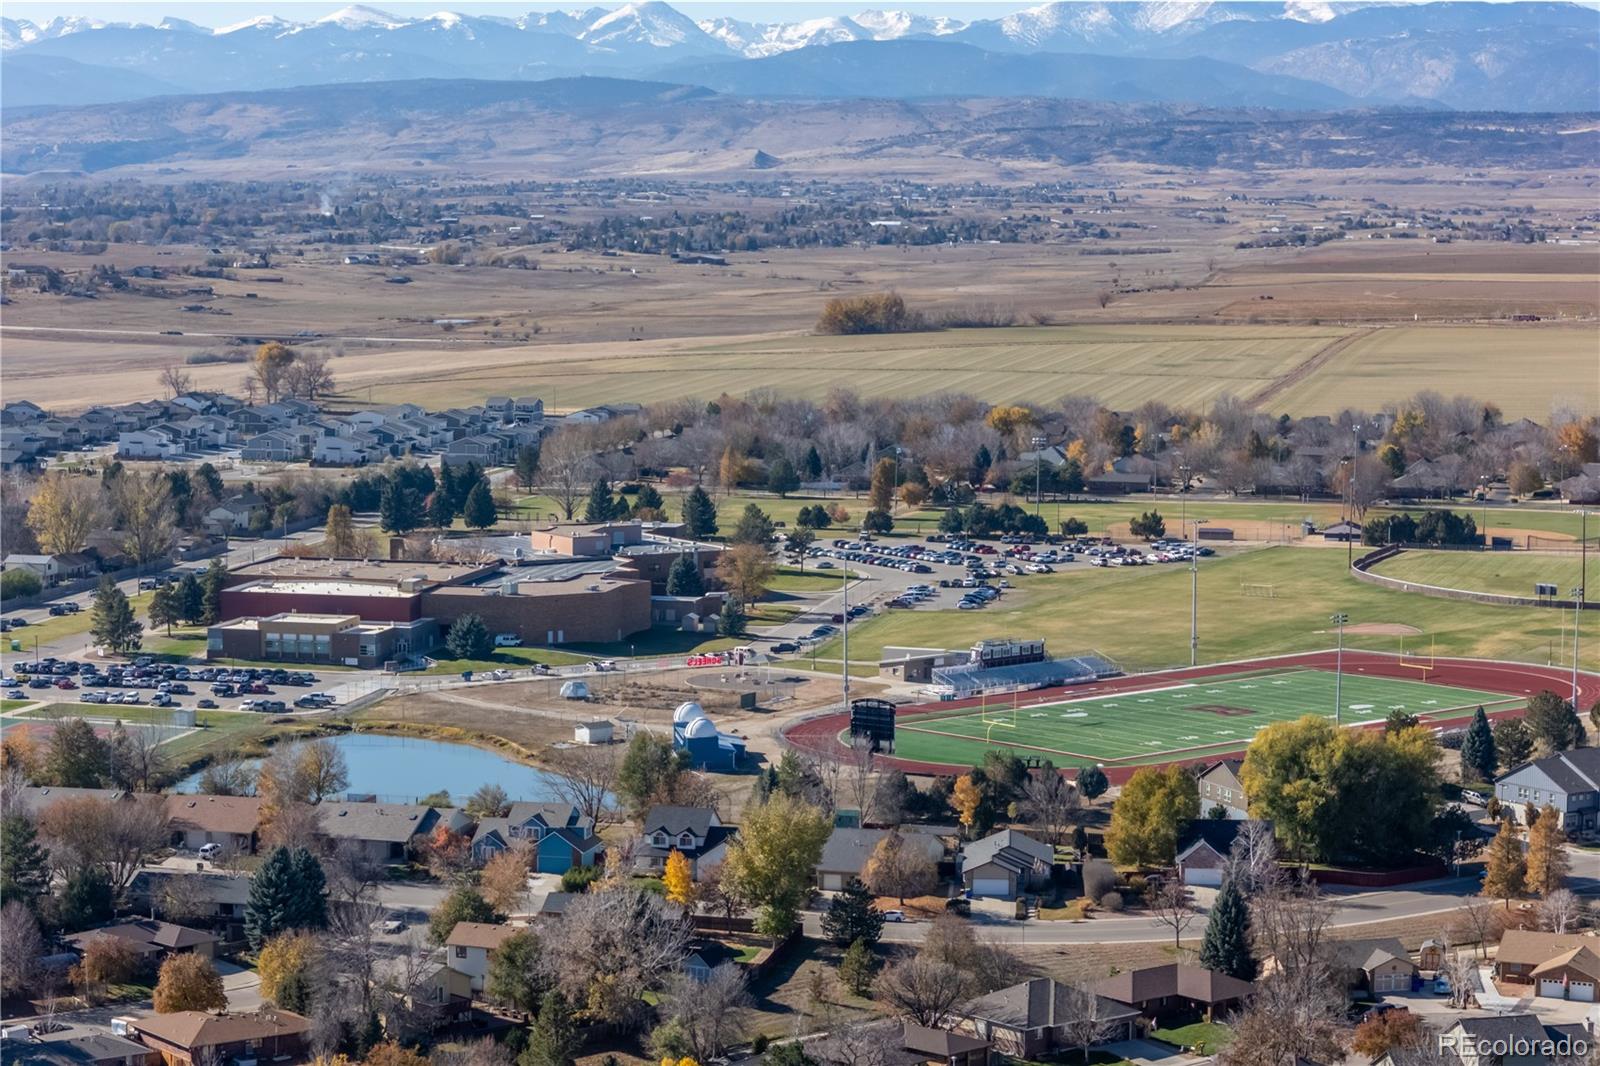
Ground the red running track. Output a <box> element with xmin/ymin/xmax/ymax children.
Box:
<box><xmin>781</xmin><ymin>650</ymin><xmax>1599</xmax><ymax>784</ymax></box>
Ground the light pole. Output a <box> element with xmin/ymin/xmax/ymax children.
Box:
<box><xmin>1572</xmin><ymin>585</ymin><xmax>1583</xmax><ymax>706</ymax></box>
<box><xmin>841</xmin><ymin>567</ymin><xmax>850</xmax><ymax>707</ymax></box>
<box><xmin>1331</xmin><ymin>613</ymin><xmax>1349</xmax><ymax>726</ymax></box>
<box><xmin>1031</xmin><ymin>436</ymin><xmax>1047</xmax><ymax>518</ymax></box>
<box><xmin>1478</xmin><ymin>475</ymin><xmax>1491</xmax><ymax>549</ymax></box>
<box><xmin>1191</xmin><ymin>520</ymin><xmax>1208</xmax><ymax>667</ymax></box>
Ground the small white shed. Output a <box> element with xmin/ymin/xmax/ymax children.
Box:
<box><xmin>574</xmin><ymin>720</ymin><xmax>613</xmax><ymax>744</ymax></box>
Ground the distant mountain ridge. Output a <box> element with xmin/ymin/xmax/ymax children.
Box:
<box><xmin>2</xmin><ymin>1</ymin><xmax>1596</xmax><ymax>111</ymax></box>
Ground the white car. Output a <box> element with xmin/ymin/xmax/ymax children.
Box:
<box><xmin>493</xmin><ymin>633</ymin><xmax>522</xmax><ymax>647</ymax></box>
<box><xmin>198</xmin><ymin>843</ymin><xmax>223</xmax><ymax>861</ymax></box>
<box><xmin>882</xmin><ymin>909</ymin><xmax>907</xmax><ymax>922</ymax></box>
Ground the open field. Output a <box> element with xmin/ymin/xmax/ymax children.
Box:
<box><xmin>814</xmin><ymin>544</ymin><xmax>1600</xmax><ymax>672</ymax></box>
<box><xmin>892</xmin><ymin>667</ymin><xmax>1516</xmax><ymax>769</ymax></box>
<box><xmin>1370</xmin><ymin>549</ymin><xmax>1600</xmax><ymax>601</ymax></box>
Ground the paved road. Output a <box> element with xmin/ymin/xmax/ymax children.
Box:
<box><xmin>1</xmin><ymin>324</ymin><xmax>451</xmax><ymax>345</ymax></box>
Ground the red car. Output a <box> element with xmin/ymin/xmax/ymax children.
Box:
<box><xmin>55</xmin><ymin>678</ymin><xmax>77</xmax><ymax>689</ymax></box>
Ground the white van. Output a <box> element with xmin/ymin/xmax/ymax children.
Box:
<box><xmin>493</xmin><ymin>633</ymin><xmax>522</xmax><ymax>647</ymax></box>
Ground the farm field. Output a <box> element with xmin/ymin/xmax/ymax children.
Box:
<box><xmin>1370</xmin><ymin>550</ymin><xmax>1599</xmax><ymax>601</ymax></box>
<box><xmin>814</xmin><ymin>544</ymin><xmax>1597</xmax><ymax>672</ymax></box>
<box><xmin>893</xmin><ymin>668</ymin><xmax>1516</xmax><ymax>770</ymax></box>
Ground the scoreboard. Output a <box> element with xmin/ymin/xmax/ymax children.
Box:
<box><xmin>849</xmin><ymin>698</ymin><xmax>897</xmax><ymax>753</ymax></box>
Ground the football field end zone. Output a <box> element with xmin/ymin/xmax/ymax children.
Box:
<box><xmin>779</xmin><ymin>649</ymin><xmax>1600</xmax><ymax>783</ymax></box>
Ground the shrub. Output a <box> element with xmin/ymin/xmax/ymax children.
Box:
<box><xmin>1081</xmin><ymin>859</ymin><xmax>1118</xmax><ymax>901</ymax></box>
<box><xmin>184</xmin><ymin>350</ymin><xmax>249</xmax><ymax>365</ymax></box>
<box><xmin>816</xmin><ymin>293</ymin><xmax>927</xmax><ymax>335</ymax></box>
<box><xmin>1099</xmin><ymin>891</ymin><xmax>1126</xmax><ymax>913</ymax></box>
<box><xmin>560</xmin><ymin>864</ymin><xmax>602</xmax><ymax>894</ymax></box>
<box><xmin>1</xmin><ymin>568</ymin><xmax>43</xmax><ymax>601</ymax></box>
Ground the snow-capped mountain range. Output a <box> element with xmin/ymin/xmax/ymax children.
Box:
<box><xmin>3</xmin><ymin>1</ymin><xmax>1596</xmax><ymax>112</ymax></box>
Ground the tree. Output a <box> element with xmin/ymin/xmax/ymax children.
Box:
<box><xmin>58</xmin><ymin>867</ymin><xmax>115</xmax><ymax>928</ymax></box>
<box><xmin>147</xmin><ymin>582</ymin><xmax>179</xmax><ymax>636</ymax></box>
<box><xmin>662</xmin><ymin>850</ymin><xmax>695</xmax><ymax>907</ymax></box>
<box><xmin>1128</xmin><ymin>510</ymin><xmax>1166</xmax><ymax>540</ymax></box>
<box><xmin>466</xmin><ymin>783</ymin><xmax>512</xmax><ymax>820</ymax></box>
<box><xmin>514</xmin><ymin>445</ymin><xmax>542</xmax><ymax>493</ymax></box>
<box><xmin>949</xmin><ymin>774</ymin><xmax>991</xmax><ymax>839</ymax></box>
<box><xmin>89</xmin><ymin>577</ymin><xmax>143</xmax><ymax>654</ymax></box>
<box><xmin>1056</xmin><ymin>983</ymin><xmax>1122</xmax><ymax>1065</ymax></box>
<box><xmin>174</xmin><ymin>573</ymin><xmax>204</xmax><ymax>625</ymax></box>
<box><xmin>766</xmin><ymin>458</ymin><xmax>800</xmax><ymax>498</ymax></box>
<box><xmin>296</xmin><ymin>738</ymin><xmax>349</xmax><ymax>803</ymax></box>
<box><xmin>1351</xmin><ymin>1010</ymin><xmax>1427</xmax><ymax>1058</ymax></box>
<box><xmin>861</xmin><ymin>509</ymin><xmax>894</xmax><ymax>534</ymax></box>
<box><xmin>863</xmin><ymin>831</ymin><xmax>938</xmax><ymax>904</ymax></box>
<box><xmin>486</xmin><ymin>928</ymin><xmax>545</xmax><ymax>1015</ymax></box>
<box><xmin>681</xmin><ymin>485</ymin><xmax>719</xmax><ymax>538</ymax></box>
<box><xmin>1148</xmin><ymin>878</ymin><xmax>1198</xmax><ymax>948</ymax></box>
<box><xmin>446</xmin><ymin>614</ymin><xmax>494</xmax><ymax>661</ymax></box>
<box><xmin>875</xmin><ymin>956</ymin><xmax>967</xmax><ymax>1027</ymax></box>
<box><xmin>72</xmin><ymin>933</ymin><xmax>140</xmax><ymax>1001</ymax></box>
<box><xmin>1075</xmin><ymin>765</ymin><xmax>1108</xmax><ymax>800</ymax></box>
<box><xmin>1524</xmin><ymin>691</ymin><xmax>1585</xmax><ymax>754</ymax></box>
<box><xmin>153</xmin><ymin>953</ymin><xmax>227</xmax><ymax>1013</ymax></box>
<box><xmin>1537</xmin><ymin>888</ymin><xmax>1583</xmax><ymax>933</ymax></box>
<box><xmin>288</xmin><ymin>847</ymin><xmax>328</xmax><ymax>929</ymax></box>
<box><xmin>429</xmin><ymin>886</ymin><xmax>497</xmax><ymax>944</ymax></box>
<box><xmin>257</xmin><ymin>932</ymin><xmax>318</xmax><ymax>1009</ymax></box>
<box><xmin>246</xmin><ymin>846</ymin><xmax>297</xmax><ymax>949</ymax></box>
<box><xmin>542</xmin><ymin>746</ymin><xmax>618</xmax><ymax>831</ymax></box>
<box><xmin>1</xmin><ymin>902</ymin><xmax>47</xmax><ymax>1000</ymax></box>
<box><xmin>1481</xmin><ymin>819</ymin><xmax>1526</xmax><ymax>908</ymax></box>
<box><xmin>657</xmin><ymin>964</ymin><xmax>749</xmax><ymax>1062</ymax></box>
<box><xmin>803</xmin><ymin>445</ymin><xmax>824</xmax><ymax>481</ymax></box>
<box><xmin>1525</xmin><ymin>804</ymin><xmax>1569</xmax><ymax>897</ymax></box>
<box><xmin>159</xmin><ymin>363</ymin><xmax>194</xmax><ymax>398</ymax></box>
<box><xmin>541</xmin><ymin>886</ymin><xmax>690</xmax><ymax>1030</ymax></box>
<box><xmin>38</xmin><ymin>792</ymin><xmax>168</xmax><ymax>895</ymax></box>
<box><xmin>524</xmin><ymin>991</ymin><xmax>580</xmax><ymax>1066</ymax></box>
<box><xmin>462</xmin><ymin>481</ymin><xmax>498</xmax><ymax>530</ymax></box>
<box><xmin>1494</xmin><ymin>717</ymin><xmax>1534</xmax><ymax>768</ymax></box>
<box><xmin>1199</xmin><ymin>877</ymin><xmax>1256</xmax><ymax>980</ymax></box>
<box><xmin>616</xmin><ymin>732</ymin><xmax>690</xmax><ymax>817</ymax></box>
<box><xmin>584</xmin><ymin>477</ymin><xmax>621</xmax><ymax>524</ymax></box>
<box><xmin>0</xmin><ymin>812</ymin><xmax>50</xmax><ymax>903</ymax></box>
<box><xmin>113</xmin><ymin>473</ymin><xmax>177</xmax><ymax>567</ymax></box>
<box><xmin>45</xmin><ymin>717</ymin><xmax>108</xmax><ymax>787</ymax></box>
<box><xmin>840</xmin><ymin>938</ymin><xmax>877</xmax><ymax>996</ymax></box>
<box><xmin>1461</xmin><ymin>707</ymin><xmax>1497</xmax><ymax>784</ymax></box>
<box><xmin>821</xmin><ymin>877</ymin><xmax>883</xmax><ymax>947</ymax></box>
<box><xmin>1</xmin><ymin>568</ymin><xmax>42</xmax><ymax>600</ymax></box>
<box><xmin>666</xmin><ymin>553</ymin><xmax>705</xmax><ymax>596</ymax></box>
<box><xmin>252</xmin><ymin>342</ymin><xmax>297</xmax><ymax>403</ymax></box>
<box><xmin>1022</xmin><ymin>767</ymin><xmax>1082</xmax><ymax>846</ymax></box>
<box><xmin>325</xmin><ymin>504</ymin><xmax>359</xmax><ymax>556</ymax></box>
<box><xmin>426</xmin><ymin>489</ymin><xmax>457</xmax><ymax>531</ymax></box>
<box><xmin>200</xmin><ymin>557</ymin><xmax>227</xmax><ymax>625</ymax></box>
<box><xmin>715</xmin><ymin>543</ymin><xmax>775</xmax><ymax>605</ymax></box>
<box><xmin>1105</xmin><ymin>765</ymin><xmax>1199</xmax><ymax>867</ymax></box>
<box><xmin>868</xmin><ymin>459</ymin><xmax>897</xmax><ymax>512</ymax></box>
<box><xmin>379</xmin><ymin>479</ymin><xmax>422</xmax><ymax>534</ymax></box>
<box><xmin>632</xmin><ymin>483</ymin><xmax>665</xmax><ymax>519</ymax></box>
<box><xmin>719</xmin><ymin>793</ymin><xmax>832</xmax><ymax>940</ymax></box>
<box><xmin>731</xmin><ymin>503</ymin><xmax>775</xmax><ymax>546</ymax></box>
<box><xmin>26</xmin><ymin>471</ymin><xmax>103</xmax><ymax>555</ymax></box>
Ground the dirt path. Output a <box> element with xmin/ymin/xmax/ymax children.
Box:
<box><xmin>1245</xmin><ymin>326</ymin><xmax>1377</xmax><ymax>409</ymax></box>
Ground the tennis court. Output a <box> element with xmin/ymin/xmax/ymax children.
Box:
<box><xmin>891</xmin><ymin>667</ymin><xmax>1519</xmax><ymax>769</ymax></box>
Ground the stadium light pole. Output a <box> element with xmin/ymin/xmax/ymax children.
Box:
<box><xmin>1176</xmin><ymin>461</ymin><xmax>1191</xmax><ymax>540</ymax></box>
<box><xmin>841</xmin><ymin>567</ymin><xmax>850</xmax><ymax>707</ymax></box>
<box><xmin>1031</xmin><ymin>435</ymin><xmax>1048</xmax><ymax>518</ymax></box>
<box><xmin>1572</xmin><ymin>585</ymin><xmax>1582</xmax><ymax>706</ymax></box>
<box><xmin>1478</xmin><ymin>475</ymin><xmax>1491</xmax><ymax>548</ymax></box>
<box><xmin>1191</xmin><ymin>520</ymin><xmax>1208</xmax><ymax>667</ymax></box>
<box><xmin>1331</xmin><ymin>612</ymin><xmax>1349</xmax><ymax>726</ymax></box>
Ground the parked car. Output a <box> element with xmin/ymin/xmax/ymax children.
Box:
<box><xmin>493</xmin><ymin>633</ymin><xmax>522</xmax><ymax>647</ymax></box>
<box><xmin>197</xmin><ymin>843</ymin><xmax>223</xmax><ymax>861</ymax></box>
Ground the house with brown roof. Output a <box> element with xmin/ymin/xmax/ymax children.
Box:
<box><xmin>1494</xmin><ymin>929</ymin><xmax>1600</xmax><ymax>1001</ymax></box>
<box><xmin>1327</xmin><ymin>938</ymin><xmax>1418</xmax><ymax>995</ymax></box>
<box><xmin>66</xmin><ymin>920</ymin><xmax>217</xmax><ymax>964</ymax></box>
<box><xmin>165</xmin><ymin>795</ymin><xmax>265</xmax><ymax>855</ymax></box>
<box><xmin>125</xmin><ymin>1010</ymin><xmax>311</xmax><ymax>1065</ymax></box>
<box><xmin>900</xmin><ymin>1024</ymin><xmax>991</xmax><ymax>1066</ymax></box>
<box><xmin>1093</xmin><ymin>964</ymin><xmax>1255</xmax><ymax>1024</ymax></box>
<box><xmin>444</xmin><ymin>921</ymin><xmax>521</xmax><ymax>993</ymax></box>
<box><xmin>950</xmin><ymin>978</ymin><xmax>1138</xmax><ymax>1058</ymax></box>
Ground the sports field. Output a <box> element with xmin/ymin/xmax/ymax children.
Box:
<box><xmin>1370</xmin><ymin>550</ymin><xmax>1598</xmax><ymax>602</ymax></box>
<box><xmin>891</xmin><ymin>667</ymin><xmax>1518</xmax><ymax>770</ymax></box>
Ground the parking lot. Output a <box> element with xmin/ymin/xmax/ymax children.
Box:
<box><xmin>3</xmin><ymin>656</ymin><xmax>341</xmax><ymax>714</ymax></box>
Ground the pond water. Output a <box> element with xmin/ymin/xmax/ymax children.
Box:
<box><xmin>180</xmin><ymin>732</ymin><xmax>569</xmax><ymax>805</ymax></box>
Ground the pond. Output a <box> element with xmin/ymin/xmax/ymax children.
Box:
<box><xmin>180</xmin><ymin>732</ymin><xmax>570</xmax><ymax>806</ymax></box>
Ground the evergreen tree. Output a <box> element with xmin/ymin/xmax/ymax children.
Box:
<box><xmin>1198</xmin><ymin>877</ymin><xmax>1256</xmax><ymax>980</ymax></box>
<box><xmin>147</xmin><ymin>583</ymin><xmax>179</xmax><ymax>636</ymax></box>
<box><xmin>89</xmin><ymin>576</ymin><xmax>143</xmax><ymax>654</ymax></box>
<box><xmin>0</xmin><ymin>813</ymin><xmax>51</xmax><ymax>903</ymax></box>
<box><xmin>515</xmin><ymin>445</ymin><xmax>542</xmax><ymax>493</ymax></box>
<box><xmin>446</xmin><ymin>614</ymin><xmax>494</xmax><ymax>661</ymax></box>
<box><xmin>522</xmin><ymin>991</ymin><xmax>579</xmax><ymax>1066</ymax></box>
<box><xmin>584</xmin><ymin>478</ymin><xmax>619</xmax><ymax>524</ymax></box>
<box><xmin>1524</xmin><ymin>691</ymin><xmax>1585</xmax><ymax>753</ymax></box>
<box><xmin>820</xmin><ymin>877</ymin><xmax>883</xmax><ymax>947</ymax></box>
<box><xmin>802</xmin><ymin>445</ymin><xmax>823</xmax><ymax>481</ymax></box>
<box><xmin>246</xmin><ymin>847</ymin><xmax>297</xmax><ymax>949</ymax></box>
<box><xmin>1461</xmin><ymin>707</ymin><xmax>1497</xmax><ymax>783</ymax></box>
<box><xmin>200</xmin><ymin>558</ymin><xmax>228</xmax><ymax>625</ymax></box>
<box><xmin>287</xmin><ymin>848</ymin><xmax>328</xmax><ymax>930</ymax></box>
<box><xmin>632</xmin><ymin>483</ymin><xmax>664</xmax><ymax>516</ymax></box>
<box><xmin>732</xmin><ymin>503</ymin><xmax>775</xmax><ymax>545</ymax></box>
<box><xmin>766</xmin><ymin>458</ymin><xmax>800</xmax><ymax>498</ymax></box>
<box><xmin>58</xmin><ymin>868</ymin><xmax>114</xmax><ymax>928</ymax></box>
<box><xmin>1494</xmin><ymin>718</ymin><xmax>1535</xmax><ymax>767</ymax></box>
<box><xmin>839</xmin><ymin>937</ymin><xmax>877</xmax><ymax>996</ymax></box>
<box><xmin>176</xmin><ymin>573</ymin><xmax>205</xmax><ymax>625</ymax></box>
<box><xmin>426</xmin><ymin>490</ymin><xmax>456</xmax><ymax>530</ymax></box>
<box><xmin>46</xmin><ymin>717</ymin><xmax>108</xmax><ymax>788</ymax></box>
<box><xmin>666</xmin><ymin>553</ymin><xmax>704</xmax><ymax>597</ymax></box>
<box><xmin>717</xmin><ymin>598</ymin><xmax>747</xmax><ymax>637</ymax></box>
<box><xmin>681</xmin><ymin>486</ymin><xmax>718</xmax><ymax>538</ymax></box>
<box><xmin>437</xmin><ymin>462</ymin><xmax>459</xmax><ymax>514</ymax></box>
<box><xmin>451</xmin><ymin>462</ymin><xmax>483</xmax><ymax>512</ymax></box>
<box><xmin>379</xmin><ymin>479</ymin><xmax>422</xmax><ymax>534</ymax></box>
<box><xmin>1076</xmin><ymin>765</ymin><xmax>1109</xmax><ymax>800</ymax></box>
<box><xmin>463</xmin><ymin>481</ymin><xmax>498</xmax><ymax>531</ymax></box>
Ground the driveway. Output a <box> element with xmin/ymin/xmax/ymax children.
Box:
<box><xmin>1102</xmin><ymin>1039</ymin><xmax>1208</xmax><ymax>1066</ymax></box>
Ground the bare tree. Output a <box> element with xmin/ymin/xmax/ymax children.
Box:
<box><xmin>841</xmin><ymin>736</ymin><xmax>877</xmax><ymax>825</ymax></box>
<box><xmin>813</xmin><ymin>1020</ymin><xmax>901</xmax><ymax>1066</ymax></box>
<box><xmin>1148</xmin><ymin>878</ymin><xmax>1198</xmax><ymax>948</ymax></box>
<box><xmin>1221</xmin><ymin>883</ymin><xmax>1347</xmax><ymax>1066</ymax></box>
<box><xmin>875</xmin><ymin>956</ymin><xmax>968</xmax><ymax>1027</ymax></box>
<box><xmin>543</xmin><ymin>745</ymin><xmax>619</xmax><ymax>830</ymax></box>
<box><xmin>325</xmin><ymin>838</ymin><xmax>385</xmax><ymax>906</ymax></box>
<box><xmin>1022</xmin><ymin>769</ymin><xmax>1081</xmax><ymax>846</ymax></box>
<box><xmin>39</xmin><ymin>794</ymin><xmax>169</xmax><ymax>895</ymax></box>
<box><xmin>540</xmin><ymin>433</ymin><xmax>597</xmax><ymax>521</ymax></box>
<box><xmin>260</xmin><ymin>800</ymin><xmax>324</xmax><ymax>853</ymax></box>
<box><xmin>159</xmin><ymin>364</ymin><xmax>194</xmax><ymax>399</ymax></box>
<box><xmin>540</xmin><ymin>885</ymin><xmax>691</xmax><ymax>1030</ymax></box>
<box><xmin>282</xmin><ymin>350</ymin><xmax>336</xmax><ymax>400</ymax></box>
<box><xmin>1451</xmin><ymin>896</ymin><xmax>1502</xmax><ymax>959</ymax></box>
<box><xmin>658</xmin><ymin>963</ymin><xmax>750</xmax><ymax>1060</ymax></box>
<box><xmin>1224</xmin><ymin>820</ymin><xmax>1280</xmax><ymax>896</ymax></box>
<box><xmin>1437</xmin><ymin>942</ymin><xmax>1478</xmax><ymax>1010</ymax></box>
<box><xmin>375</xmin><ymin>935</ymin><xmax>445</xmax><ymax>1043</ymax></box>
<box><xmin>1</xmin><ymin>901</ymin><xmax>46</xmax><ymax>999</ymax></box>
<box><xmin>117</xmin><ymin>724</ymin><xmax>168</xmax><ymax>793</ymax></box>
<box><xmin>197</xmin><ymin>759</ymin><xmax>256</xmax><ymax>796</ymax></box>
<box><xmin>862</xmin><ymin>830</ymin><xmax>938</xmax><ymax>905</ymax></box>
<box><xmin>1056</xmin><ymin>983</ymin><xmax>1121</xmax><ymax>1065</ymax></box>
<box><xmin>1538</xmin><ymin>888</ymin><xmax>1585</xmax><ymax>933</ymax></box>
<box><xmin>111</xmin><ymin>472</ymin><xmax>178</xmax><ymax>568</ymax></box>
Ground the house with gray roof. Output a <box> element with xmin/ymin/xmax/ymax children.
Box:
<box><xmin>6</xmin><ymin>1028</ymin><xmax>161</xmax><ymax>1066</ymax></box>
<box><xmin>958</xmin><ymin>829</ymin><xmax>1052</xmax><ymax>900</ymax></box>
<box><xmin>817</xmin><ymin>826</ymin><xmax>945</xmax><ymax>892</ymax></box>
<box><xmin>951</xmin><ymin>977</ymin><xmax>1138</xmax><ymax>1058</ymax></box>
<box><xmin>470</xmin><ymin>802</ymin><xmax>601</xmax><ymax>874</ymax></box>
<box><xmin>635</xmin><ymin>804</ymin><xmax>738</xmax><ymax>880</ymax></box>
<box><xmin>1495</xmin><ymin>748</ymin><xmax>1600</xmax><ymax>833</ymax></box>
<box><xmin>318</xmin><ymin>802</ymin><xmax>469</xmax><ymax>863</ymax></box>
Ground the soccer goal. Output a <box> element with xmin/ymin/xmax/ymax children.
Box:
<box><xmin>1240</xmin><ymin>583</ymin><xmax>1277</xmax><ymax>598</ymax></box>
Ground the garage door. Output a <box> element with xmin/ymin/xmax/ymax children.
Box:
<box><xmin>972</xmin><ymin>878</ymin><xmax>1012</xmax><ymax>898</ymax></box>
<box><xmin>821</xmin><ymin>873</ymin><xmax>843</xmax><ymax>892</ymax></box>
<box><xmin>1539</xmin><ymin>979</ymin><xmax>1566</xmax><ymax>999</ymax></box>
<box><xmin>1184</xmin><ymin>868</ymin><xmax>1223</xmax><ymax>887</ymax></box>
<box><xmin>1572</xmin><ymin>982</ymin><xmax>1596</xmax><ymax>1002</ymax></box>
<box><xmin>1376</xmin><ymin>973</ymin><xmax>1409</xmax><ymax>993</ymax></box>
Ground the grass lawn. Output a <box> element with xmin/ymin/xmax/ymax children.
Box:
<box><xmin>565</xmin><ymin>629</ymin><xmax>738</xmax><ymax>659</ymax></box>
<box><xmin>748</xmin><ymin>602</ymin><xmax>807</xmax><ymax>628</ymax></box>
<box><xmin>893</xmin><ymin>667</ymin><xmax>1514</xmax><ymax>769</ymax></box>
<box><xmin>1152</xmin><ymin>1021</ymin><xmax>1233</xmax><ymax>1051</ymax></box>
<box><xmin>1039</xmin><ymin>899</ymin><xmax>1093</xmax><ymax>921</ymax></box>
<box><xmin>768</xmin><ymin>565</ymin><xmax>858</xmax><ymax>593</ymax></box>
<box><xmin>1</xmin><ymin>699</ymin><xmax>34</xmax><ymax>711</ymax></box>
<box><xmin>811</xmin><ymin>544</ymin><xmax>1598</xmax><ymax>673</ymax></box>
<box><xmin>1371</xmin><ymin>549</ymin><xmax>1598</xmax><ymax>601</ymax></box>
<box><xmin>5</xmin><ymin>590</ymin><xmax>155</xmax><ymax>650</ymax></box>
<box><xmin>424</xmin><ymin>644</ymin><xmax>596</xmax><ymax>674</ymax></box>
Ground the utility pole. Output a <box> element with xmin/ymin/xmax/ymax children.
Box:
<box><xmin>1031</xmin><ymin>435</ymin><xmax>1047</xmax><ymax>518</ymax></box>
<box><xmin>1331</xmin><ymin>613</ymin><xmax>1348</xmax><ymax>725</ymax></box>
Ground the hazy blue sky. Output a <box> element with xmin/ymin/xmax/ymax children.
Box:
<box><xmin>5</xmin><ymin>1</ymin><xmax>1028</xmax><ymax>25</ymax></box>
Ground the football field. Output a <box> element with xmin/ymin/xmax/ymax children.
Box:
<box><xmin>890</xmin><ymin>667</ymin><xmax>1520</xmax><ymax>770</ymax></box>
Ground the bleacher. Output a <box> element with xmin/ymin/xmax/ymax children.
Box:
<box><xmin>928</xmin><ymin>652</ymin><xmax>1120</xmax><ymax>700</ymax></box>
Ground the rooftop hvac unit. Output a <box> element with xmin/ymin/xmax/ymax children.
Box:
<box><xmin>501</xmin><ymin>580</ymin><xmax>519</xmax><ymax>596</ymax></box>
